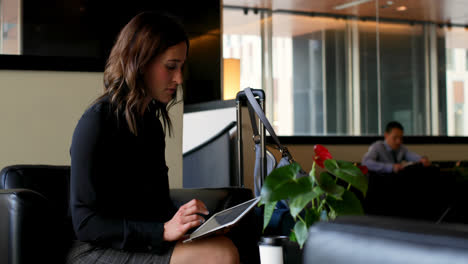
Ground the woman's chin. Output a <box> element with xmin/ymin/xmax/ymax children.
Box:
<box><xmin>158</xmin><ymin>97</ymin><xmax>172</xmax><ymax>104</ymax></box>
<box><xmin>153</xmin><ymin>92</ymin><xmax>175</xmax><ymax>105</ymax></box>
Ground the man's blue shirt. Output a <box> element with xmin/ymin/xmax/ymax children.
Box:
<box><xmin>362</xmin><ymin>140</ymin><xmax>421</xmax><ymax>173</ymax></box>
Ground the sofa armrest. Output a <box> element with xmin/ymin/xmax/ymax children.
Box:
<box><xmin>0</xmin><ymin>189</ymin><xmax>63</xmax><ymax>264</ymax></box>
<box><xmin>0</xmin><ymin>165</ymin><xmax>71</xmax><ymax>218</ymax></box>
<box><xmin>170</xmin><ymin>187</ymin><xmax>253</xmax><ymax>214</ymax></box>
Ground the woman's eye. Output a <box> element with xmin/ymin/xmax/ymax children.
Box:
<box><xmin>166</xmin><ymin>64</ymin><xmax>176</xmax><ymax>70</ymax></box>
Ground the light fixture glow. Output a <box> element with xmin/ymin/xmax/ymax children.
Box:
<box><xmin>334</xmin><ymin>0</ymin><xmax>374</xmax><ymax>10</ymax></box>
<box><xmin>223</xmin><ymin>58</ymin><xmax>241</xmax><ymax>100</ymax></box>
<box><xmin>396</xmin><ymin>6</ymin><xmax>407</xmax><ymax>11</ymax></box>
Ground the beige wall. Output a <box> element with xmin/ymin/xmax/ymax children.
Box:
<box><xmin>0</xmin><ymin>70</ymin><xmax>183</xmax><ymax>188</ymax></box>
<box><xmin>166</xmin><ymin>100</ymin><xmax>183</xmax><ymax>188</ymax></box>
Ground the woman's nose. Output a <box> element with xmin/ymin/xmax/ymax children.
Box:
<box><xmin>174</xmin><ymin>69</ymin><xmax>183</xmax><ymax>84</ymax></box>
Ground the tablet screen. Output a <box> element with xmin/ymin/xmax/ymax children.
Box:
<box><xmin>184</xmin><ymin>197</ymin><xmax>260</xmax><ymax>242</ymax></box>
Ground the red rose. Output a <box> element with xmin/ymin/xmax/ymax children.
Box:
<box><xmin>358</xmin><ymin>165</ymin><xmax>368</xmax><ymax>175</ymax></box>
<box><xmin>314</xmin><ymin>144</ymin><xmax>332</xmax><ymax>168</ymax></box>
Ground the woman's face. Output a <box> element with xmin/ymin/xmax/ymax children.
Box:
<box><xmin>143</xmin><ymin>41</ymin><xmax>187</xmax><ymax>104</ymax></box>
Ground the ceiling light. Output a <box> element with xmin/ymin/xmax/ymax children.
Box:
<box><xmin>396</xmin><ymin>6</ymin><xmax>407</xmax><ymax>11</ymax></box>
<box><xmin>334</xmin><ymin>0</ymin><xmax>374</xmax><ymax>10</ymax></box>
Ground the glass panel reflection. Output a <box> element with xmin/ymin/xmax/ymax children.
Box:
<box><xmin>1</xmin><ymin>0</ymin><xmax>21</xmax><ymax>54</ymax></box>
<box><xmin>223</xmin><ymin>8</ymin><xmax>262</xmax><ymax>99</ymax></box>
<box><xmin>446</xmin><ymin>27</ymin><xmax>468</xmax><ymax>136</ymax></box>
<box><xmin>221</xmin><ymin>5</ymin><xmax>468</xmax><ymax>137</ymax></box>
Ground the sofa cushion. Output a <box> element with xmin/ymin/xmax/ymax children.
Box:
<box><xmin>304</xmin><ymin>215</ymin><xmax>468</xmax><ymax>264</ymax></box>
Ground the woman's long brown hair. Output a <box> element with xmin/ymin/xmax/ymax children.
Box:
<box><xmin>97</xmin><ymin>12</ymin><xmax>189</xmax><ymax>136</ymax></box>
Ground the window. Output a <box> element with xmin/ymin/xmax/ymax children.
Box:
<box><xmin>446</xmin><ymin>48</ymin><xmax>454</xmax><ymax>71</ymax></box>
<box><xmin>0</xmin><ymin>0</ymin><xmax>21</xmax><ymax>54</ymax></box>
<box><xmin>452</xmin><ymin>81</ymin><xmax>464</xmax><ymax>135</ymax></box>
<box><xmin>466</xmin><ymin>49</ymin><xmax>468</xmax><ymax>72</ymax></box>
<box><xmin>223</xmin><ymin>6</ymin><xmax>468</xmax><ymax>136</ymax></box>
<box><xmin>223</xmin><ymin>8</ymin><xmax>262</xmax><ymax>99</ymax></box>
<box><xmin>446</xmin><ymin>28</ymin><xmax>468</xmax><ymax>136</ymax></box>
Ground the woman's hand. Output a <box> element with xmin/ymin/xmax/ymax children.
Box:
<box><xmin>163</xmin><ymin>199</ymin><xmax>209</xmax><ymax>241</ymax></box>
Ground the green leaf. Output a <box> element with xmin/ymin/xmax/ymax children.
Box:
<box><xmin>328</xmin><ymin>207</ymin><xmax>337</xmax><ymax>220</ymax></box>
<box><xmin>261</xmin><ymin>165</ymin><xmax>313</xmax><ymax>203</ymax></box>
<box><xmin>324</xmin><ymin>159</ymin><xmax>368</xmax><ymax>196</ymax></box>
<box><xmin>269</xmin><ymin>176</ymin><xmax>313</xmax><ymax>202</ymax></box>
<box><xmin>258</xmin><ymin>197</ymin><xmax>265</xmax><ymax>206</ymax></box>
<box><xmin>309</xmin><ymin>162</ymin><xmax>316</xmax><ymax>179</ymax></box>
<box><xmin>305</xmin><ymin>208</ymin><xmax>320</xmax><ymax>227</ymax></box>
<box><xmin>289</xmin><ymin>189</ymin><xmax>320</xmax><ymax>219</ymax></box>
<box><xmin>312</xmin><ymin>186</ymin><xmax>325</xmax><ymax>196</ymax></box>
<box><xmin>260</xmin><ymin>163</ymin><xmax>301</xmax><ymax>202</ymax></box>
<box><xmin>289</xmin><ymin>230</ymin><xmax>297</xmax><ymax>242</ymax></box>
<box><xmin>326</xmin><ymin>190</ymin><xmax>364</xmax><ymax>215</ymax></box>
<box><xmin>267</xmin><ymin>163</ymin><xmax>300</xmax><ymax>183</ymax></box>
<box><xmin>317</xmin><ymin>172</ymin><xmax>345</xmax><ymax>199</ymax></box>
<box><xmin>263</xmin><ymin>201</ymin><xmax>277</xmax><ymax>231</ymax></box>
<box><xmin>293</xmin><ymin>221</ymin><xmax>308</xmax><ymax>249</ymax></box>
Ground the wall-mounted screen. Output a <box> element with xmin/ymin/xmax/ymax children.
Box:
<box><xmin>0</xmin><ymin>0</ymin><xmax>222</xmax><ymax>104</ymax></box>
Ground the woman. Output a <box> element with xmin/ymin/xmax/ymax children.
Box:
<box><xmin>68</xmin><ymin>12</ymin><xmax>239</xmax><ymax>264</ymax></box>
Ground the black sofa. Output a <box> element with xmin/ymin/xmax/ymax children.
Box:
<box><xmin>0</xmin><ymin>165</ymin><xmax>258</xmax><ymax>264</ymax></box>
<box><xmin>304</xmin><ymin>215</ymin><xmax>468</xmax><ymax>263</ymax></box>
<box><xmin>363</xmin><ymin>164</ymin><xmax>468</xmax><ymax>224</ymax></box>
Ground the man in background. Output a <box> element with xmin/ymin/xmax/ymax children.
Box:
<box><xmin>362</xmin><ymin>121</ymin><xmax>438</xmax><ymax>220</ymax></box>
<box><xmin>362</xmin><ymin>121</ymin><xmax>431</xmax><ymax>174</ymax></box>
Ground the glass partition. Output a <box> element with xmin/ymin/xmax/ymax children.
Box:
<box><xmin>223</xmin><ymin>8</ymin><xmax>262</xmax><ymax>98</ymax></box>
<box><xmin>0</xmin><ymin>0</ymin><xmax>21</xmax><ymax>54</ymax></box>
<box><xmin>271</xmin><ymin>14</ymin><xmax>348</xmax><ymax>136</ymax></box>
<box><xmin>223</xmin><ymin>3</ymin><xmax>467</xmax><ymax>136</ymax></box>
<box><xmin>445</xmin><ymin>27</ymin><xmax>468</xmax><ymax>136</ymax></box>
<box><xmin>361</xmin><ymin>22</ymin><xmax>428</xmax><ymax>135</ymax></box>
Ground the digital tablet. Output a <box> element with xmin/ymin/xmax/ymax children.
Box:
<box><xmin>401</xmin><ymin>161</ymin><xmax>416</xmax><ymax>168</ymax></box>
<box><xmin>182</xmin><ymin>197</ymin><xmax>260</xmax><ymax>243</ymax></box>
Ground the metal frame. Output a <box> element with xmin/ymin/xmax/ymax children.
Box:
<box><xmin>235</xmin><ymin>89</ymin><xmax>266</xmax><ymax>188</ymax></box>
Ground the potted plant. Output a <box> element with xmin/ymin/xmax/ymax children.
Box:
<box><xmin>259</xmin><ymin>144</ymin><xmax>369</xmax><ymax>248</ymax></box>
